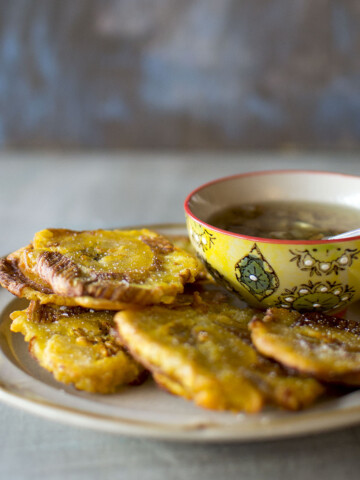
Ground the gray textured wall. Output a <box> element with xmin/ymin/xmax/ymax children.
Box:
<box><xmin>0</xmin><ymin>0</ymin><xmax>360</xmax><ymax>149</ymax></box>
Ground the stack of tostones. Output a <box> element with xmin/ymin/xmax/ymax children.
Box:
<box><xmin>3</xmin><ymin>227</ymin><xmax>359</xmax><ymax>413</ymax></box>
<box><xmin>1</xmin><ymin>228</ymin><xmax>202</xmax><ymax>393</ymax></box>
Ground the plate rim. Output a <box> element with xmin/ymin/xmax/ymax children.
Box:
<box><xmin>2</xmin><ymin>378</ymin><xmax>360</xmax><ymax>442</ymax></box>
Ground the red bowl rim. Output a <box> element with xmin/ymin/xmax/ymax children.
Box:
<box><xmin>184</xmin><ymin>169</ymin><xmax>360</xmax><ymax>245</ymax></box>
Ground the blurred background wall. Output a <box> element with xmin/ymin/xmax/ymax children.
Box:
<box><xmin>0</xmin><ymin>0</ymin><xmax>359</xmax><ymax>150</ymax></box>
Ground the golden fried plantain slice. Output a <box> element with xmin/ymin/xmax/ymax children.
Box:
<box><xmin>250</xmin><ymin>308</ymin><xmax>360</xmax><ymax>385</ymax></box>
<box><xmin>10</xmin><ymin>302</ymin><xmax>145</xmax><ymax>393</ymax></box>
<box><xmin>163</xmin><ymin>234</ymin><xmax>210</xmax><ymax>281</ymax></box>
<box><xmin>114</xmin><ymin>294</ymin><xmax>323</xmax><ymax>413</ymax></box>
<box><xmin>0</xmin><ymin>228</ymin><xmax>201</xmax><ymax>309</ymax></box>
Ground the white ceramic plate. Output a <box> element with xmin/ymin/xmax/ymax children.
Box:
<box><xmin>1</xmin><ymin>224</ymin><xmax>360</xmax><ymax>442</ymax></box>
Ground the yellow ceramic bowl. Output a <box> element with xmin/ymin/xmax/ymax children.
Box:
<box><xmin>184</xmin><ymin>170</ymin><xmax>360</xmax><ymax>313</ymax></box>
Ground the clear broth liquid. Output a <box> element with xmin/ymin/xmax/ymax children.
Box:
<box><xmin>208</xmin><ymin>201</ymin><xmax>360</xmax><ymax>240</ymax></box>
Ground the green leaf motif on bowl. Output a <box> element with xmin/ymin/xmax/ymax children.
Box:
<box><xmin>277</xmin><ymin>280</ymin><xmax>355</xmax><ymax>312</ymax></box>
<box><xmin>235</xmin><ymin>244</ymin><xmax>279</xmax><ymax>300</ymax></box>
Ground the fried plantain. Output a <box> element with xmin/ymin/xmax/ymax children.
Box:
<box><xmin>165</xmin><ymin>233</ymin><xmax>210</xmax><ymax>281</ymax></box>
<box><xmin>250</xmin><ymin>307</ymin><xmax>360</xmax><ymax>385</ymax></box>
<box><xmin>114</xmin><ymin>293</ymin><xmax>323</xmax><ymax>413</ymax></box>
<box><xmin>0</xmin><ymin>228</ymin><xmax>201</xmax><ymax>309</ymax></box>
<box><xmin>10</xmin><ymin>302</ymin><xmax>145</xmax><ymax>393</ymax></box>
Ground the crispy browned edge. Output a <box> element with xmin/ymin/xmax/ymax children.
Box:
<box><xmin>250</xmin><ymin>308</ymin><xmax>360</xmax><ymax>386</ymax></box>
